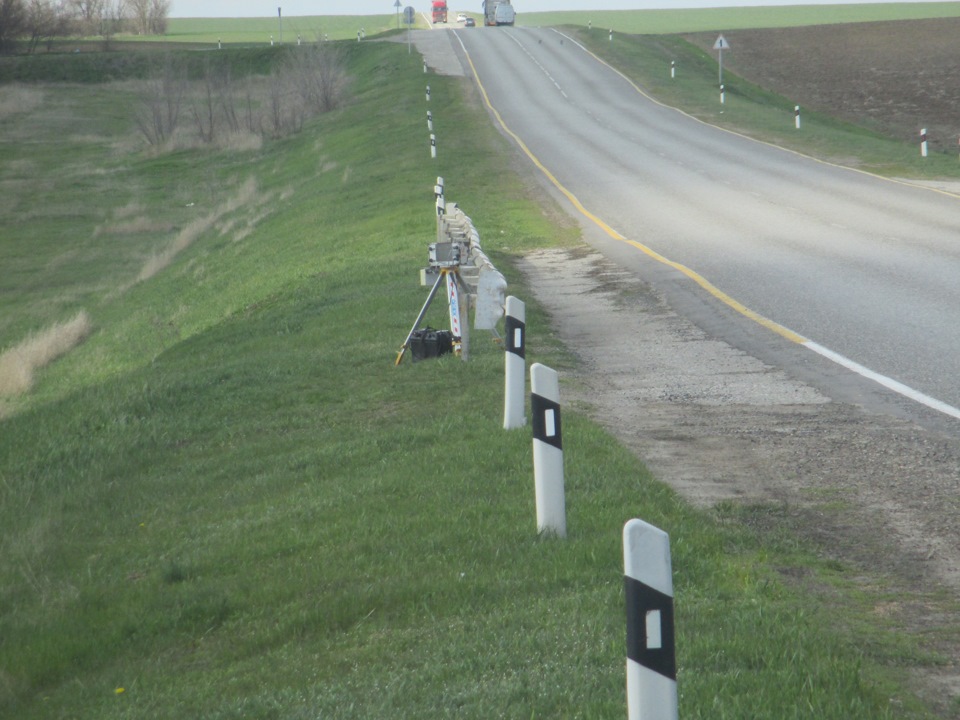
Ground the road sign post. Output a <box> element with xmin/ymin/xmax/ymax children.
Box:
<box><xmin>713</xmin><ymin>34</ymin><xmax>730</xmax><ymax>87</ymax></box>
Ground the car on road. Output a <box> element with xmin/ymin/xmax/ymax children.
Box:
<box><xmin>464</xmin><ymin>17</ymin><xmax>475</xmax><ymax>26</ymax></box>
<box><xmin>456</xmin><ymin>13</ymin><xmax>467</xmax><ymax>22</ymax></box>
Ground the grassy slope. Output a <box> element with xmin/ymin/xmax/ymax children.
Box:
<box><xmin>0</xmin><ymin>28</ymin><xmax>951</xmax><ymax>720</ymax></box>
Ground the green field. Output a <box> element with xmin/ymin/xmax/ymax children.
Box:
<box><xmin>1</xmin><ymin>7</ymin><xmax>958</xmax><ymax>719</ymax></box>
<box><xmin>518</xmin><ymin>1</ymin><xmax>960</xmax><ymax>32</ymax></box>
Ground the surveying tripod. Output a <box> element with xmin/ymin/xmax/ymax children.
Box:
<box><xmin>394</xmin><ymin>241</ymin><xmax>467</xmax><ymax>366</ymax></box>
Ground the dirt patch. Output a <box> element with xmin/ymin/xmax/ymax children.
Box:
<box><xmin>686</xmin><ymin>18</ymin><xmax>960</xmax><ymax>151</ymax></box>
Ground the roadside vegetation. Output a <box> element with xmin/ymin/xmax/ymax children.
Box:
<box><xmin>0</xmin><ymin>14</ymin><xmax>955</xmax><ymax>720</ymax></box>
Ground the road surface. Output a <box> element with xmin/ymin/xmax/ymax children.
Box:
<box><xmin>452</xmin><ymin>26</ymin><xmax>960</xmax><ymax>424</ymax></box>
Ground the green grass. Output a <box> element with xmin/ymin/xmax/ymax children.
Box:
<box><xmin>520</xmin><ymin>2</ymin><xmax>960</xmax><ymax>33</ymax></box>
<box><xmin>158</xmin><ymin>14</ymin><xmax>410</xmax><ymax>45</ymax></box>
<box><xmin>0</xmin><ymin>30</ymin><xmax>953</xmax><ymax>720</ymax></box>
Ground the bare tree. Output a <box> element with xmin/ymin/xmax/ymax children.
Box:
<box><xmin>147</xmin><ymin>0</ymin><xmax>167</xmax><ymax>34</ymax></box>
<box><xmin>127</xmin><ymin>0</ymin><xmax>164</xmax><ymax>35</ymax></box>
<box><xmin>68</xmin><ymin>0</ymin><xmax>103</xmax><ymax>35</ymax></box>
<box><xmin>23</xmin><ymin>0</ymin><xmax>69</xmax><ymax>53</ymax></box>
<box><xmin>0</xmin><ymin>0</ymin><xmax>26</xmax><ymax>53</ymax></box>
<box><xmin>135</xmin><ymin>54</ymin><xmax>185</xmax><ymax>145</ymax></box>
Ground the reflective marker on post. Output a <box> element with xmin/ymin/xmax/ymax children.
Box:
<box><xmin>504</xmin><ymin>296</ymin><xmax>526</xmax><ymax>430</ymax></box>
<box><xmin>624</xmin><ymin>519</ymin><xmax>677</xmax><ymax>720</ymax></box>
<box><xmin>531</xmin><ymin>363</ymin><xmax>565</xmax><ymax>537</ymax></box>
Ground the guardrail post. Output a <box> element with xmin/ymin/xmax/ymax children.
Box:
<box><xmin>504</xmin><ymin>296</ymin><xmax>526</xmax><ymax>429</ymax></box>
<box><xmin>624</xmin><ymin>519</ymin><xmax>677</xmax><ymax>720</ymax></box>
<box><xmin>531</xmin><ymin>363</ymin><xmax>565</xmax><ymax>537</ymax></box>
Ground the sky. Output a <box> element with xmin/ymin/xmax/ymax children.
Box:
<box><xmin>169</xmin><ymin>0</ymin><xmax>939</xmax><ymax>19</ymax></box>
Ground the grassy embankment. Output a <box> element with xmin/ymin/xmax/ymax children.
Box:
<box><xmin>0</xmin><ymin>18</ymin><xmax>954</xmax><ymax>720</ymax></box>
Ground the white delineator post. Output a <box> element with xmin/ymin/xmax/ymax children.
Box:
<box><xmin>426</xmin><ymin>84</ymin><xmax>431</xmax><ymax>102</ymax></box>
<box><xmin>430</xmin><ymin>133</ymin><xmax>437</xmax><ymax>159</ymax></box>
<box><xmin>670</xmin><ymin>61</ymin><xmax>675</xmax><ymax>79</ymax></box>
<box><xmin>427</xmin><ymin>110</ymin><xmax>433</xmax><ymax>132</ymax></box>
<box><xmin>503</xmin><ymin>296</ymin><xmax>526</xmax><ymax>430</ymax></box>
<box><xmin>921</xmin><ymin>128</ymin><xmax>928</xmax><ymax>157</ymax></box>
<box><xmin>795</xmin><ymin>105</ymin><xmax>801</xmax><ymax>129</ymax></box>
<box><xmin>624</xmin><ymin>519</ymin><xmax>678</xmax><ymax>720</ymax></box>
<box><xmin>720</xmin><ymin>84</ymin><xmax>725</xmax><ymax>105</ymax></box>
<box><xmin>531</xmin><ymin>363</ymin><xmax>565</xmax><ymax>537</ymax></box>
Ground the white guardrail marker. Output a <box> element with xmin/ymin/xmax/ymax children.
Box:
<box><xmin>531</xmin><ymin>363</ymin><xmax>565</xmax><ymax>537</ymax></box>
<box><xmin>624</xmin><ymin>519</ymin><xmax>678</xmax><ymax>720</ymax></box>
<box><xmin>503</xmin><ymin>296</ymin><xmax>526</xmax><ymax>429</ymax></box>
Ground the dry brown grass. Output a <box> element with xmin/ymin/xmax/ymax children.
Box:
<box><xmin>135</xmin><ymin>177</ymin><xmax>258</xmax><ymax>283</ymax></box>
<box><xmin>0</xmin><ymin>312</ymin><xmax>93</xmax><ymax>397</ymax></box>
<box><xmin>0</xmin><ymin>85</ymin><xmax>44</xmax><ymax>120</ymax></box>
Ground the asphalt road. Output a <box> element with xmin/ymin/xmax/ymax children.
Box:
<box><xmin>452</xmin><ymin>26</ymin><xmax>960</xmax><ymax>422</ymax></box>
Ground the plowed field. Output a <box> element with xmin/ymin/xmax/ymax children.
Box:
<box><xmin>687</xmin><ymin>17</ymin><xmax>960</xmax><ymax>152</ymax></box>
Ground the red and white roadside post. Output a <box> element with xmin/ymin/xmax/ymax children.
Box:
<box><xmin>624</xmin><ymin>518</ymin><xmax>678</xmax><ymax>720</ymax></box>
<box><xmin>531</xmin><ymin>363</ymin><xmax>565</xmax><ymax>537</ymax></box>
<box><xmin>503</xmin><ymin>296</ymin><xmax>526</xmax><ymax>430</ymax></box>
<box><xmin>921</xmin><ymin>128</ymin><xmax>928</xmax><ymax>158</ymax></box>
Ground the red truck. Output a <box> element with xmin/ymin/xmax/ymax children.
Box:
<box><xmin>432</xmin><ymin>0</ymin><xmax>448</xmax><ymax>23</ymax></box>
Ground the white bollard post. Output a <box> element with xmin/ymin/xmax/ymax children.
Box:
<box><xmin>427</xmin><ymin>111</ymin><xmax>433</xmax><ymax>132</ymax></box>
<box><xmin>795</xmin><ymin>105</ymin><xmax>801</xmax><ymax>129</ymax></box>
<box><xmin>720</xmin><ymin>84</ymin><xmax>725</xmax><ymax>105</ymax></box>
<box><xmin>531</xmin><ymin>363</ymin><xmax>565</xmax><ymax>537</ymax></box>
<box><xmin>921</xmin><ymin>128</ymin><xmax>928</xmax><ymax>158</ymax></box>
<box><xmin>670</xmin><ymin>61</ymin><xmax>675</xmax><ymax>79</ymax></box>
<box><xmin>609</xmin><ymin>29</ymin><xmax>613</xmax><ymax>42</ymax></box>
<box><xmin>426</xmin><ymin>85</ymin><xmax>431</xmax><ymax>102</ymax></box>
<box><xmin>430</xmin><ymin>133</ymin><xmax>437</xmax><ymax>159</ymax></box>
<box><xmin>624</xmin><ymin>519</ymin><xmax>678</xmax><ymax>720</ymax></box>
<box><xmin>503</xmin><ymin>296</ymin><xmax>526</xmax><ymax>430</ymax></box>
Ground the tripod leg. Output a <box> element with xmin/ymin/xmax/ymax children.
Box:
<box><xmin>395</xmin><ymin>270</ymin><xmax>446</xmax><ymax>366</ymax></box>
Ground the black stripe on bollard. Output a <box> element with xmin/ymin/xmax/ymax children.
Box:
<box><xmin>625</xmin><ymin>575</ymin><xmax>676</xmax><ymax>681</ymax></box>
<box><xmin>531</xmin><ymin>393</ymin><xmax>561</xmax><ymax>449</ymax></box>
<box><xmin>505</xmin><ymin>314</ymin><xmax>525</xmax><ymax>359</ymax></box>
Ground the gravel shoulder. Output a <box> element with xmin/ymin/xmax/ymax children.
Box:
<box><xmin>517</xmin><ymin>246</ymin><xmax>960</xmax><ymax>715</ymax></box>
